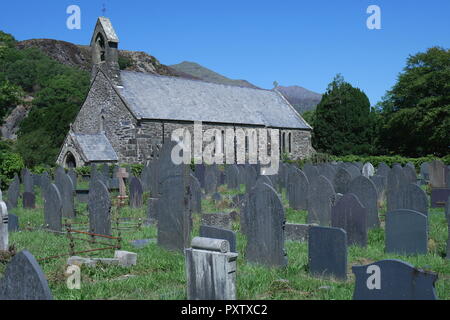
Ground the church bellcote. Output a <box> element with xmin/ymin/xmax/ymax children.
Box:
<box><xmin>90</xmin><ymin>17</ymin><xmax>121</xmax><ymax>86</ymax></box>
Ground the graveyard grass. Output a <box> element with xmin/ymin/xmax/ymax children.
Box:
<box><xmin>1</xmin><ymin>185</ymin><xmax>449</xmax><ymax>300</ymax></box>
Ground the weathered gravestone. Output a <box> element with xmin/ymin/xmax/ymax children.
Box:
<box><xmin>129</xmin><ymin>177</ymin><xmax>144</xmax><ymax>209</ymax></box>
<box><xmin>284</xmin><ymin>223</ymin><xmax>313</xmax><ymax>242</ymax></box>
<box><xmin>308</xmin><ymin>226</ymin><xmax>347</xmax><ymax>280</ymax></box>
<box><xmin>385</xmin><ymin>209</ymin><xmax>427</xmax><ymax>255</ymax></box>
<box><xmin>0</xmin><ymin>200</ymin><xmax>8</xmax><ymax>251</ymax></box>
<box><xmin>55</xmin><ymin>173</ymin><xmax>75</xmax><ymax>218</ymax></box>
<box><xmin>245</xmin><ymin>177</ymin><xmax>287</xmax><ymax>267</ymax></box>
<box><xmin>401</xmin><ymin>183</ymin><xmax>428</xmax><ymax>216</ymax></box>
<box><xmin>333</xmin><ymin>167</ymin><xmax>352</xmax><ymax>194</ymax></box>
<box><xmin>204</xmin><ymin>165</ymin><xmax>218</xmax><ymax>195</ymax></box>
<box><xmin>331</xmin><ymin>193</ymin><xmax>367</xmax><ymax>247</ymax></box>
<box><xmin>352</xmin><ymin>260</ymin><xmax>438</xmax><ymax>300</ymax></box>
<box><xmin>287</xmin><ymin>167</ymin><xmax>309</xmax><ymax>211</ymax></box>
<box><xmin>429</xmin><ymin>160</ymin><xmax>448</xmax><ymax>188</ymax></box>
<box><xmin>6</xmin><ymin>174</ymin><xmax>20</xmax><ymax>209</ymax></box>
<box><xmin>88</xmin><ymin>180</ymin><xmax>111</xmax><ymax>236</ymax></box>
<box><xmin>201</xmin><ymin>213</ymin><xmax>232</xmax><ymax>230</ymax></box>
<box><xmin>307</xmin><ymin>175</ymin><xmax>335</xmax><ymax>226</ymax></box>
<box><xmin>0</xmin><ymin>250</ymin><xmax>53</xmax><ymax>300</ymax></box>
<box><xmin>22</xmin><ymin>191</ymin><xmax>36</xmax><ymax>209</ymax></box>
<box><xmin>348</xmin><ymin>176</ymin><xmax>379</xmax><ymax>229</ymax></box>
<box><xmin>199</xmin><ymin>225</ymin><xmax>237</xmax><ymax>253</ymax></box>
<box><xmin>189</xmin><ymin>174</ymin><xmax>202</xmax><ymax>214</ymax></box>
<box><xmin>8</xmin><ymin>213</ymin><xmax>19</xmax><ymax>232</ymax></box>
<box><xmin>185</xmin><ymin>237</ymin><xmax>238</xmax><ymax>300</ymax></box>
<box><xmin>362</xmin><ymin>162</ymin><xmax>375</xmax><ymax>178</ymax></box>
<box><xmin>157</xmin><ymin>141</ymin><xmax>192</xmax><ymax>252</ymax></box>
<box><xmin>225</xmin><ymin>165</ymin><xmax>240</xmax><ymax>190</ymax></box>
<box><xmin>44</xmin><ymin>184</ymin><xmax>62</xmax><ymax>232</ymax></box>
<box><xmin>23</xmin><ymin>169</ymin><xmax>33</xmax><ymax>193</ymax></box>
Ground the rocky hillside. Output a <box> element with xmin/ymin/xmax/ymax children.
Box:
<box><xmin>170</xmin><ymin>61</ymin><xmax>260</xmax><ymax>89</ymax></box>
<box><xmin>276</xmin><ymin>85</ymin><xmax>322</xmax><ymax>114</ymax></box>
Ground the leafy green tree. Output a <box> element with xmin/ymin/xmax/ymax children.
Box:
<box><xmin>378</xmin><ymin>47</ymin><xmax>450</xmax><ymax>157</ymax></box>
<box><xmin>0</xmin><ymin>80</ymin><xmax>24</xmax><ymax>120</ymax></box>
<box><xmin>313</xmin><ymin>74</ymin><xmax>376</xmax><ymax>155</ymax></box>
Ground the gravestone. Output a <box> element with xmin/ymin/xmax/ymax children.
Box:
<box><xmin>189</xmin><ymin>174</ymin><xmax>202</xmax><ymax>214</ymax></box>
<box><xmin>201</xmin><ymin>213</ymin><xmax>232</xmax><ymax>230</ymax></box>
<box><xmin>23</xmin><ymin>169</ymin><xmax>34</xmax><ymax>193</ymax></box>
<box><xmin>386</xmin><ymin>166</ymin><xmax>407</xmax><ymax>212</ymax></box>
<box><xmin>6</xmin><ymin>174</ymin><xmax>20</xmax><ymax>209</ymax></box>
<box><xmin>68</xmin><ymin>168</ymin><xmax>77</xmax><ymax>190</ymax></box>
<box><xmin>185</xmin><ymin>237</ymin><xmax>238</xmax><ymax>300</ymax></box>
<box><xmin>129</xmin><ymin>177</ymin><xmax>144</xmax><ymax>209</ymax></box>
<box><xmin>8</xmin><ymin>213</ymin><xmax>19</xmax><ymax>232</ymax></box>
<box><xmin>22</xmin><ymin>191</ymin><xmax>36</xmax><ymax>209</ymax></box>
<box><xmin>420</xmin><ymin>162</ymin><xmax>430</xmax><ymax>181</ymax></box>
<box><xmin>0</xmin><ymin>200</ymin><xmax>8</xmax><ymax>251</ymax></box>
<box><xmin>429</xmin><ymin>160</ymin><xmax>447</xmax><ymax>188</ymax></box>
<box><xmin>88</xmin><ymin>180</ymin><xmax>111</xmax><ymax>236</ymax></box>
<box><xmin>157</xmin><ymin>141</ymin><xmax>192</xmax><ymax>252</ymax></box>
<box><xmin>403</xmin><ymin>165</ymin><xmax>417</xmax><ymax>184</ymax></box>
<box><xmin>116</xmin><ymin>167</ymin><xmax>129</xmax><ymax>199</ymax></box>
<box><xmin>362</xmin><ymin>162</ymin><xmax>375</xmax><ymax>178</ymax></box>
<box><xmin>43</xmin><ymin>184</ymin><xmax>62</xmax><ymax>232</ymax></box>
<box><xmin>348</xmin><ymin>176</ymin><xmax>379</xmax><ymax>229</ymax></box>
<box><xmin>284</xmin><ymin>223</ymin><xmax>312</xmax><ymax>242</ymax></box>
<box><xmin>333</xmin><ymin>167</ymin><xmax>352</xmax><ymax>194</ymax></box>
<box><xmin>146</xmin><ymin>198</ymin><xmax>159</xmax><ymax>224</ymax></box>
<box><xmin>376</xmin><ymin>162</ymin><xmax>390</xmax><ymax>177</ymax></box>
<box><xmin>225</xmin><ymin>165</ymin><xmax>240</xmax><ymax>190</ymax></box>
<box><xmin>55</xmin><ymin>173</ymin><xmax>75</xmax><ymax>218</ymax></box>
<box><xmin>194</xmin><ymin>164</ymin><xmax>206</xmax><ymax>188</ymax></box>
<box><xmin>140</xmin><ymin>165</ymin><xmax>152</xmax><ymax>192</ymax></box>
<box><xmin>352</xmin><ymin>260</ymin><xmax>438</xmax><ymax>300</ymax></box>
<box><xmin>199</xmin><ymin>225</ymin><xmax>237</xmax><ymax>253</ymax></box>
<box><xmin>402</xmin><ymin>183</ymin><xmax>428</xmax><ymax>216</ymax></box>
<box><xmin>385</xmin><ymin>209</ymin><xmax>427</xmax><ymax>255</ymax></box>
<box><xmin>370</xmin><ymin>174</ymin><xmax>387</xmax><ymax>206</ymax></box>
<box><xmin>0</xmin><ymin>250</ymin><xmax>53</xmax><ymax>300</ymax></box>
<box><xmin>303</xmin><ymin>164</ymin><xmax>319</xmax><ymax>185</ymax></box>
<box><xmin>307</xmin><ymin>175</ymin><xmax>335</xmax><ymax>226</ymax></box>
<box><xmin>430</xmin><ymin>188</ymin><xmax>450</xmax><ymax>208</ymax></box>
<box><xmin>331</xmin><ymin>193</ymin><xmax>367</xmax><ymax>247</ymax></box>
<box><xmin>287</xmin><ymin>167</ymin><xmax>309</xmax><ymax>211</ymax></box>
<box><xmin>245</xmin><ymin>177</ymin><xmax>287</xmax><ymax>267</ymax></box>
<box><xmin>308</xmin><ymin>226</ymin><xmax>347</xmax><ymax>280</ymax></box>
<box><xmin>317</xmin><ymin>163</ymin><xmax>337</xmax><ymax>184</ymax></box>
<box><xmin>40</xmin><ymin>172</ymin><xmax>51</xmax><ymax>198</ymax></box>
<box><xmin>244</xmin><ymin>165</ymin><xmax>257</xmax><ymax>193</ymax></box>
<box><xmin>204</xmin><ymin>165</ymin><xmax>218</xmax><ymax>195</ymax></box>
<box><xmin>343</xmin><ymin>163</ymin><xmax>361</xmax><ymax>179</ymax></box>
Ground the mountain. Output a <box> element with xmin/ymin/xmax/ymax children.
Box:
<box><xmin>276</xmin><ymin>85</ymin><xmax>322</xmax><ymax>114</ymax></box>
<box><xmin>170</xmin><ymin>61</ymin><xmax>259</xmax><ymax>89</ymax></box>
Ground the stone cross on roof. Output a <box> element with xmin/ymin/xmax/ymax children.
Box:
<box><xmin>116</xmin><ymin>168</ymin><xmax>129</xmax><ymax>199</ymax></box>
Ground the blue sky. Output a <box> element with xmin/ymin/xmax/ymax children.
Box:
<box><xmin>1</xmin><ymin>0</ymin><xmax>449</xmax><ymax>105</ymax></box>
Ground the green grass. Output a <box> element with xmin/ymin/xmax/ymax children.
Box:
<box><xmin>1</xmin><ymin>183</ymin><xmax>449</xmax><ymax>300</ymax></box>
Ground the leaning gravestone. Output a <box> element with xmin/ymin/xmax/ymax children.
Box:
<box><xmin>401</xmin><ymin>183</ymin><xmax>428</xmax><ymax>217</ymax></box>
<box><xmin>185</xmin><ymin>237</ymin><xmax>238</xmax><ymax>300</ymax></box>
<box><xmin>308</xmin><ymin>226</ymin><xmax>347</xmax><ymax>280</ymax></box>
<box><xmin>331</xmin><ymin>193</ymin><xmax>367</xmax><ymax>247</ymax></box>
<box><xmin>43</xmin><ymin>184</ymin><xmax>62</xmax><ymax>232</ymax></box>
<box><xmin>55</xmin><ymin>173</ymin><xmax>75</xmax><ymax>218</ymax></box>
<box><xmin>22</xmin><ymin>192</ymin><xmax>36</xmax><ymax>209</ymax></box>
<box><xmin>0</xmin><ymin>250</ymin><xmax>53</xmax><ymax>300</ymax></box>
<box><xmin>352</xmin><ymin>260</ymin><xmax>438</xmax><ymax>300</ymax></box>
<box><xmin>385</xmin><ymin>209</ymin><xmax>427</xmax><ymax>255</ymax></box>
<box><xmin>6</xmin><ymin>174</ymin><xmax>20</xmax><ymax>209</ymax></box>
<box><xmin>157</xmin><ymin>141</ymin><xmax>192</xmax><ymax>252</ymax></box>
<box><xmin>287</xmin><ymin>167</ymin><xmax>309</xmax><ymax>211</ymax></box>
<box><xmin>307</xmin><ymin>175</ymin><xmax>335</xmax><ymax>226</ymax></box>
<box><xmin>88</xmin><ymin>180</ymin><xmax>111</xmax><ymax>236</ymax></box>
<box><xmin>348</xmin><ymin>176</ymin><xmax>379</xmax><ymax>229</ymax></box>
<box><xmin>129</xmin><ymin>177</ymin><xmax>144</xmax><ymax>209</ymax></box>
<box><xmin>199</xmin><ymin>225</ymin><xmax>237</xmax><ymax>253</ymax></box>
<box><xmin>245</xmin><ymin>177</ymin><xmax>287</xmax><ymax>267</ymax></box>
<box><xmin>333</xmin><ymin>167</ymin><xmax>352</xmax><ymax>194</ymax></box>
<box><xmin>362</xmin><ymin>162</ymin><xmax>375</xmax><ymax>178</ymax></box>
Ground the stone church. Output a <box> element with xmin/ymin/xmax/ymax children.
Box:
<box><xmin>56</xmin><ymin>17</ymin><xmax>314</xmax><ymax>168</ymax></box>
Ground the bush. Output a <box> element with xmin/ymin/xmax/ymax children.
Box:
<box><xmin>0</xmin><ymin>151</ymin><xmax>24</xmax><ymax>189</ymax></box>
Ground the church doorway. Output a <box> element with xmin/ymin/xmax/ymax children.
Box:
<box><xmin>65</xmin><ymin>152</ymin><xmax>77</xmax><ymax>168</ymax></box>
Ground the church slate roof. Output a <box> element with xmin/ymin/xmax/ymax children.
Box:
<box><xmin>73</xmin><ymin>132</ymin><xmax>118</xmax><ymax>162</ymax></box>
<box><xmin>117</xmin><ymin>71</ymin><xmax>311</xmax><ymax>129</ymax></box>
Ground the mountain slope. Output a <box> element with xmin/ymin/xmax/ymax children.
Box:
<box><xmin>170</xmin><ymin>61</ymin><xmax>259</xmax><ymax>89</ymax></box>
<box><xmin>276</xmin><ymin>85</ymin><xmax>322</xmax><ymax>114</ymax></box>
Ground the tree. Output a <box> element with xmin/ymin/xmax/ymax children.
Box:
<box><xmin>0</xmin><ymin>80</ymin><xmax>24</xmax><ymax>120</ymax></box>
<box><xmin>377</xmin><ymin>47</ymin><xmax>450</xmax><ymax>157</ymax></box>
<box><xmin>312</xmin><ymin>74</ymin><xmax>376</xmax><ymax>156</ymax></box>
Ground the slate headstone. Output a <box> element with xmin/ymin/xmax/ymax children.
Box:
<box><xmin>307</xmin><ymin>175</ymin><xmax>335</xmax><ymax>226</ymax></box>
<box><xmin>348</xmin><ymin>175</ymin><xmax>379</xmax><ymax>229</ymax></box>
<box><xmin>6</xmin><ymin>174</ymin><xmax>20</xmax><ymax>209</ymax></box>
<box><xmin>88</xmin><ymin>180</ymin><xmax>111</xmax><ymax>236</ymax></box>
<box><xmin>204</xmin><ymin>165</ymin><xmax>218</xmax><ymax>195</ymax></box>
<box><xmin>199</xmin><ymin>225</ymin><xmax>237</xmax><ymax>253</ymax></box>
<box><xmin>287</xmin><ymin>167</ymin><xmax>309</xmax><ymax>211</ymax></box>
<box><xmin>333</xmin><ymin>167</ymin><xmax>352</xmax><ymax>194</ymax></box>
<box><xmin>23</xmin><ymin>169</ymin><xmax>34</xmax><ymax>193</ymax></box>
<box><xmin>429</xmin><ymin>160</ymin><xmax>447</xmax><ymax>188</ymax></box>
<box><xmin>189</xmin><ymin>174</ymin><xmax>202</xmax><ymax>214</ymax></box>
<box><xmin>22</xmin><ymin>192</ymin><xmax>36</xmax><ymax>209</ymax></box>
<box><xmin>7</xmin><ymin>214</ymin><xmax>19</xmax><ymax>232</ymax></box>
<box><xmin>402</xmin><ymin>183</ymin><xmax>428</xmax><ymax>216</ymax></box>
<box><xmin>55</xmin><ymin>173</ymin><xmax>75</xmax><ymax>218</ymax></box>
<box><xmin>308</xmin><ymin>226</ymin><xmax>347</xmax><ymax>280</ymax></box>
<box><xmin>43</xmin><ymin>184</ymin><xmax>62</xmax><ymax>232</ymax></box>
<box><xmin>430</xmin><ymin>188</ymin><xmax>450</xmax><ymax>208</ymax></box>
<box><xmin>129</xmin><ymin>177</ymin><xmax>144</xmax><ymax>209</ymax></box>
